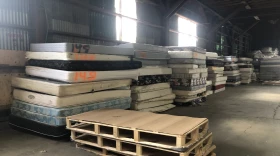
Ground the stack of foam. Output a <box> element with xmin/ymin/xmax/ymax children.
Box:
<box><xmin>206</xmin><ymin>52</ymin><xmax>227</xmax><ymax>93</ymax></box>
<box><xmin>260</xmin><ymin>57</ymin><xmax>280</xmax><ymax>81</ymax></box>
<box><xmin>118</xmin><ymin>43</ymin><xmax>175</xmax><ymax>112</ymax></box>
<box><xmin>9</xmin><ymin>43</ymin><xmax>142</xmax><ymax>137</ymax></box>
<box><xmin>167</xmin><ymin>46</ymin><xmax>207</xmax><ymax>105</ymax></box>
<box><xmin>223</xmin><ymin>56</ymin><xmax>241</xmax><ymax>86</ymax></box>
<box><xmin>238</xmin><ymin>57</ymin><xmax>254</xmax><ymax>84</ymax></box>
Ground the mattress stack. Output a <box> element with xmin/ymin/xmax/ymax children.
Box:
<box><xmin>9</xmin><ymin>43</ymin><xmax>142</xmax><ymax>137</ymax></box>
<box><xmin>238</xmin><ymin>57</ymin><xmax>254</xmax><ymax>84</ymax></box>
<box><xmin>167</xmin><ymin>46</ymin><xmax>207</xmax><ymax>105</ymax></box>
<box><xmin>260</xmin><ymin>57</ymin><xmax>280</xmax><ymax>81</ymax></box>
<box><xmin>223</xmin><ymin>56</ymin><xmax>241</xmax><ymax>86</ymax></box>
<box><xmin>206</xmin><ymin>80</ymin><xmax>213</xmax><ymax>96</ymax></box>
<box><xmin>206</xmin><ymin>52</ymin><xmax>227</xmax><ymax>93</ymax></box>
<box><xmin>118</xmin><ymin>43</ymin><xmax>175</xmax><ymax>112</ymax></box>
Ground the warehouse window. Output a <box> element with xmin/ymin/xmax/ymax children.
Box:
<box><xmin>178</xmin><ymin>17</ymin><xmax>197</xmax><ymax>46</ymax></box>
<box><xmin>115</xmin><ymin>0</ymin><xmax>137</xmax><ymax>43</ymax></box>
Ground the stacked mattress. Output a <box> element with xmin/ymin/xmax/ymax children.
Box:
<box><xmin>120</xmin><ymin>43</ymin><xmax>175</xmax><ymax>112</ymax></box>
<box><xmin>260</xmin><ymin>57</ymin><xmax>280</xmax><ymax>81</ymax></box>
<box><xmin>238</xmin><ymin>57</ymin><xmax>254</xmax><ymax>84</ymax></box>
<box><xmin>10</xmin><ymin>43</ymin><xmax>142</xmax><ymax>137</ymax></box>
<box><xmin>206</xmin><ymin>52</ymin><xmax>227</xmax><ymax>93</ymax></box>
<box><xmin>206</xmin><ymin>81</ymin><xmax>213</xmax><ymax>96</ymax></box>
<box><xmin>222</xmin><ymin>56</ymin><xmax>241</xmax><ymax>86</ymax></box>
<box><xmin>167</xmin><ymin>46</ymin><xmax>207</xmax><ymax>105</ymax></box>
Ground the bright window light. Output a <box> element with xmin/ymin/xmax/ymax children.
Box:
<box><xmin>115</xmin><ymin>0</ymin><xmax>137</xmax><ymax>43</ymax></box>
<box><xmin>178</xmin><ymin>17</ymin><xmax>197</xmax><ymax>46</ymax></box>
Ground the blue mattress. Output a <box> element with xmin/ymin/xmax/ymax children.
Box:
<box><xmin>12</xmin><ymin>97</ymin><xmax>131</xmax><ymax>117</ymax></box>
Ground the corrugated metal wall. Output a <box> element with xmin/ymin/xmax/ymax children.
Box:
<box><xmin>0</xmin><ymin>0</ymin><xmax>31</xmax><ymax>50</ymax></box>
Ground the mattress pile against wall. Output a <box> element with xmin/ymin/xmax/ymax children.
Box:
<box><xmin>222</xmin><ymin>56</ymin><xmax>241</xmax><ymax>86</ymax></box>
<box><xmin>206</xmin><ymin>52</ymin><xmax>227</xmax><ymax>94</ymax></box>
<box><xmin>259</xmin><ymin>57</ymin><xmax>280</xmax><ymax>81</ymax></box>
<box><xmin>237</xmin><ymin>58</ymin><xmax>254</xmax><ymax>84</ymax></box>
<box><xmin>167</xmin><ymin>47</ymin><xmax>207</xmax><ymax>105</ymax></box>
<box><xmin>123</xmin><ymin>43</ymin><xmax>175</xmax><ymax>112</ymax></box>
<box><xmin>10</xmin><ymin>43</ymin><xmax>144</xmax><ymax>137</ymax></box>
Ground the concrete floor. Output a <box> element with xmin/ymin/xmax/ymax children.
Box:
<box><xmin>1</xmin><ymin>83</ymin><xmax>280</xmax><ymax>156</ymax></box>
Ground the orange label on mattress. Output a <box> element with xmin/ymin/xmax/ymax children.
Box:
<box><xmin>139</xmin><ymin>52</ymin><xmax>147</xmax><ymax>58</ymax></box>
<box><xmin>73</xmin><ymin>53</ymin><xmax>95</xmax><ymax>60</ymax></box>
<box><xmin>74</xmin><ymin>72</ymin><xmax>97</xmax><ymax>81</ymax></box>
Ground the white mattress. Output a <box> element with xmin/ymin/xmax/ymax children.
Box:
<box><xmin>138</xmin><ymin>67</ymin><xmax>172</xmax><ymax>76</ymax></box>
<box><xmin>214</xmin><ymin>87</ymin><xmax>225</xmax><ymax>93</ymax></box>
<box><xmin>213</xmin><ymin>81</ymin><xmax>226</xmax><ymax>86</ymax></box>
<box><xmin>131</xmin><ymin>83</ymin><xmax>170</xmax><ymax>93</ymax></box>
<box><xmin>206</xmin><ymin>81</ymin><xmax>212</xmax><ymax>86</ymax></box>
<box><xmin>208</xmin><ymin>70</ymin><xmax>224</xmax><ymax>74</ymax></box>
<box><xmin>168</xmin><ymin>51</ymin><xmax>206</xmax><ymax>59</ymax></box>
<box><xmin>173</xmin><ymin>87</ymin><xmax>206</xmax><ymax>96</ymax></box>
<box><xmin>132</xmin><ymin>100</ymin><xmax>173</xmax><ymax>110</ymax></box>
<box><xmin>206</xmin><ymin>52</ymin><xmax>218</xmax><ymax>57</ymax></box>
<box><xmin>224</xmin><ymin>71</ymin><xmax>240</xmax><ymax>75</ymax></box>
<box><xmin>212</xmin><ymin>76</ymin><xmax>228</xmax><ymax>82</ymax></box>
<box><xmin>139</xmin><ymin>104</ymin><xmax>175</xmax><ymax>113</ymax></box>
<box><xmin>208</xmin><ymin>67</ymin><xmax>224</xmax><ymax>71</ymax></box>
<box><xmin>26</xmin><ymin>66</ymin><xmax>139</xmax><ymax>83</ymax></box>
<box><xmin>168</xmin><ymin>64</ymin><xmax>198</xmax><ymax>69</ymax></box>
<box><xmin>26</xmin><ymin>52</ymin><xmax>131</xmax><ymax>61</ymax></box>
<box><xmin>131</xmin><ymin>88</ymin><xmax>172</xmax><ymax>101</ymax></box>
<box><xmin>139</xmin><ymin>94</ymin><xmax>176</xmax><ymax>102</ymax></box>
<box><xmin>31</xmin><ymin>43</ymin><xmax>134</xmax><ymax>56</ymax></box>
<box><xmin>172</xmin><ymin>68</ymin><xmax>207</xmax><ymax>74</ymax></box>
<box><xmin>172</xmin><ymin>73</ymin><xmax>200</xmax><ymax>79</ymax></box>
<box><xmin>200</xmin><ymin>72</ymin><xmax>208</xmax><ymax>78</ymax></box>
<box><xmin>12</xmin><ymin>76</ymin><xmax>131</xmax><ymax>96</ymax></box>
<box><xmin>13</xmin><ymin>89</ymin><xmax>131</xmax><ymax>108</ymax></box>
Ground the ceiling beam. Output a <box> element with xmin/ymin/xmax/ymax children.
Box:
<box><xmin>165</xmin><ymin>0</ymin><xmax>189</xmax><ymax>19</ymax></box>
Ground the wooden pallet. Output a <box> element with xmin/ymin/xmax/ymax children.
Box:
<box><xmin>66</xmin><ymin>109</ymin><xmax>209</xmax><ymax>151</ymax></box>
<box><xmin>73</xmin><ymin>132</ymin><xmax>215</xmax><ymax>156</ymax></box>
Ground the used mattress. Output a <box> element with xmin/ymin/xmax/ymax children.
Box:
<box><xmin>170</xmin><ymin>78</ymin><xmax>207</xmax><ymax>87</ymax></box>
<box><xmin>240</xmin><ymin>68</ymin><xmax>253</xmax><ymax>72</ymax></box>
<box><xmin>132</xmin><ymin>74</ymin><xmax>171</xmax><ymax>86</ymax></box>
<box><xmin>26</xmin><ymin>66</ymin><xmax>139</xmax><ymax>83</ymax></box>
<box><xmin>172</xmin><ymin>68</ymin><xmax>207</xmax><ymax>74</ymax></box>
<box><xmin>168</xmin><ymin>64</ymin><xmax>198</xmax><ymax>69</ymax></box>
<box><xmin>12</xmin><ymin>98</ymin><xmax>131</xmax><ymax>117</ymax></box>
<box><xmin>131</xmin><ymin>88</ymin><xmax>172</xmax><ymax>101</ymax></box>
<box><xmin>206</xmin><ymin>60</ymin><xmax>224</xmax><ymax>67</ymax></box>
<box><xmin>131</xmin><ymin>83</ymin><xmax>170</xmax><ymax>93</ymax></box>
<box><xmin>26</xmin><ymin>52</ymin><xmax>131</xmax><ymax>61</ymax></box>
<box><xmin>139</xmin><ymin>104</ymin><xmax>175</xmax><ymax>113</ymax></box>
<box><xmin>172</xmin><ymin>85</ymin><xmax>206</xmax><ymax>91</ymax></box>
<box><xmin>13</xmin><ymin>89</ymin><xmax>131</xmax><ymax>108</ymax></box>
<box><xmin>223</xmin><ymin>71</ymin><xmax>240</xmax><ymax>75</ymax></box>
<box><xmin>133</xmin><ymin>58</ymin><xmax>167</xmax><ymax>66</ymax></box>
<box><xmin>208</xmin><ymin>73</ymin><xmax>223</xmax><ymax>78</ymax></box>
<box><xmin>133</xmin><ymin>94</ymin><xmax>176</xmax><ymax>103</ymax></box>
<box><xmin>12</xmin><ymin>76</ymin><xmax>131</xmax><ymax>96</ymax></box>
<box><xmin>208</xmin><ymin>67</ymin><xmax>224</xmax><ymax>71</ymax></box>
<box><xmin>168</xmin><ymin>51</ymin><xmax>206</xmax><ymax>59</ymax></box>
<box><xmin>138</xmin><ymin>67</ymin><xmax>172</xmax><ymax>76</ymax></box>
<box><xmin>223</xmin><ymin>56</ymin><xmax>238</xmax><ymax>62</ymax></box>
<box><xmin>167</xmin><ymin>46</ymin><xmax>206</xmax><ymax>53</ymax></box>
<box><xmin>173</xmin><ymin>87</ymin><xmax>206</xmax><ymax>96</ymax></box>
<box><xmin>206</xmin><ymin>52</ymin><xmax>218</xmax><ymax>58</ymax></box>
<box><xmin>212</xmin><ymin>81</ymin><xmax>226</xmax><ymax>86</ymax></box>
<box><xmin>172</xmin><ymin>73</ymin><xmax>200</xmax><ymax>79</ymax></box>
<box><xmin>238</xmin><ymin>64</ymin><xmax>253</xmax><ymax>68</ymax></box>
<box><xmin>31</xmin><ymin>43</ymin><xmax>134</xmax><ymax>56</ymax></box>
<box><xmin>212</xmin><ymin>84</ymin><xmax>225</xmax><ymax>90</ymax></box>
<box><xmin>27</xmin><ymin>60</ymin><xmax>142</xmax><ymax>71</ymax></box>
<box><xmin>9</xmin><ymin>115</ymin><xmax>69</xmax><ymax>137</ymax></box>
<box><xmin>134</xmin><ymin>51</ymin><xmax>170</xmax><ymax>60</ymax></box>
<box><xmin>168</xmin><ymin>59</ymin><xmax>206</xmax><ymax>65</ymax></box>
<box><xmin>132</xmin><ymin>100</ymin><xmax>173</xmax><ymax>110</ymax></box>
<box><xmin>211</xmin><ymin>76</ymin><xmax>228</xmax><ymax>82</ymax></box>
<box><xmin>238</xmin><ymin>57</ymin><xmax>253</xmax><ymax>62</ymax></box>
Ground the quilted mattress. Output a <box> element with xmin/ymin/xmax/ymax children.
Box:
<box><xmin>12</xmin><ymin>76</ymin><xmax>131</xmax><ymax>96</ymax></box>
<box><xmin>172</xmin><ymin>85</ymin><xmax>206</xmax><ymax>91</ymax></box>
<box><xmin>31</xmin><ymin>43</ymin><xmax>134</xmax><ymax>56</ymax></box>
<box><xmin>172</xmin><ymin>68</ymin><xmax>208</xmax><ymax>74</ymax></box>
<box><xmin>223</xmin><ymin>71</ymin><xmax>240</xmax><ymax>76</ymax></box>
<box><xmin>139</xmin><ymin>104</ymin><xmax>175</xmax><ymax>113</ymax></box>
<box><xmin>9</xmin><ymin>115</ymin><xmax>69</xmax><ymax>137</ymax></box>
<box><xmin>168</xmin><ymin>59</ymin><xmax>206</xmax><ymax>65</ymax></box>
<box><xmin>12</xmin><ymin>98</ymin><xmax>131</xmax><ymax>117</ymax></box>
<box><xmin>138</xmin><ymin>67</ymin><xmax>172</xmax><ymax>76</ymax></box>
<box><xmin>134</xmin><ymin>51</ymin><xmax>170</xmax><ymax>60</ymax></box>
<box><xmin>26</xmin><ymin>66</ymin><xmax>139</xmax><ymax>83</ymax></box>
<box><xmin>133</xmin><ymin>94</ymin><xmax>176</xmax><ymax>103</ymax></box>
<box><xmin>208</xmin><ymin>67</ymin><xmax>224</xmax><ymax>71</ymax></box>
<box><xmin>13</xmin><ymin>89</ymin><xmax>131</xmax><ymax>108</ymax></box>
<box><xmin>26</xmin><ymin>52</ymin><xmax>131</xmax><ymax>61</ymax></box>
<box><xmin>132</xmin><ymin>100</ymin><xmax>173</xmax><ymax>110</ymax></box>
<box><xmin>211</xmin><ymin>76</ymin><xmax>228</xmax><ymax>82</ymax></box>
<box><xmin>131</xmin><ymin>88</ymin><xmax>172</xmax><ymax>101</ymax></box>
<box><xmin>167</xmin><ymin>46</ymin><xmax>206</xmax><ymax>53</ymax></box>
<box><xmin>131</xmin><ymin>83</ymin><xmax>170</xmax><ymax>93</ymax></box>
<box><xmin>172</xmin><ymin>73</ymin><xmax>200</xmax><ymax>79</ymax></box>
<box><xmin>11</xmin><ymin>98</ymin><xmax>131</xmax><ymax>126</ymax></box>
<box><xmin>168</xmin><ymin>51</ymin><xmax>206</xmax><ymax>59</ymax></box>
<box><xmin>168</xmin><ymin>64</ymin><xmax>198</xmax><ymax>69</ymax></box>
<box><xmin>27</xmin><ymin>60</ymin><xmax>142</xmax><ymax>71</ymax></box>
<box><xmin>170</xmin><ymin>78</ymin><xmax>207</xmax><ymax>87</ymax></box>
<box><xmin>206</xmin><ymin>52</ymin><xmax>218</xmax><ymax>58</ymax></box>
<box><xmin>132</xmin><ymin>74</ymin><xmax>171</xmax><ymax>86</ymax></box>
<box><xmin>173</xmin><ymin>87</ymin><xmax>206</xmax><ymax>96</ymax></box>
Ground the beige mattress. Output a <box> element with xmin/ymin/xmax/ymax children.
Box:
<box><xmin>131</xmin><ymin>83</ymin><xmax>170</xmax><ymax>93</ymax></box>
<box><xmin>173</xmin><ymin>87</ymin><xmax>206</xmax><ymax>96</ymax></box>
<box><xmin>131</xmin><ymin>88</ymin><xmax>172</xmax><ymax>101</ymax></box>
<box><xmin>26</xmin><ymin>52</ymin><xmax>131</xmax><ymax>61</ymax></box>
<box><xmin>208</xmin><ymin>67</ymin><xmax>224</xmax><ymax>71</ymax></box>
<box><xmin>13</xmin><ymin>89</ymin><xmax>131</xmax><ymax>108</ymax></box>
<box><xmin>139</xmin><ymin>94</ymin><xmax>176</xmax><ymax>102</ymax></box>
<box><xmin>138</xmin><ymin>104</ymin><xmax>175</xmax><ymax>113</ymax></box>
<box><xmin>172</xmin><ymin>73</ymin><xmax>200</xmax><ymax>79</ymax></box>
<box><xmin>200</xmin><ymin>72</ymin><xmax>208</xmax><ymax>77</ymax></box>
<box><xmin>172</xmin><ymin>68</ymin><xmax>207</xmax><ymax>74</ymax></box>
<box><xmin>224</xmin><ymin>71</ymin><xmax>240</xmax><ymax>75</ymax></box>
<box><xmin>168</xmin><ymin>64</ymin><xmax>198</xmax><ymax>69</ymax></box>
<box><xmin>132</xmin><ymin>100</ymin><xmax>173</xmax><ymax>110</ymax></box>
<box><xmin>26</xmin><ymin>66</ymin><xmax>139</xmax><ymax>83</ymax></box>
<box><xmin>212</xmin><ymin>76</ymin><xmax>228</xmax><ymax>82</ymax></box>
<box><xmin>12</xmin><ymin>76</ymin><xmax>131</xmax><ymax>96</ymax></box>
<box><xmin>138</xmin><ymin>67</ymin><xmax>172</xmax><ymax>76</ymax></box>
<box><xmin>168</xmin><ymin>51</ymin><xmax>206</xmax><ymax>59</ymax></box>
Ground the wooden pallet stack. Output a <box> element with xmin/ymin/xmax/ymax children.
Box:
<box><xmin>66</xmin><ymin>109</ymin><xmax>216</xmax><ymax>156</ymax></box>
